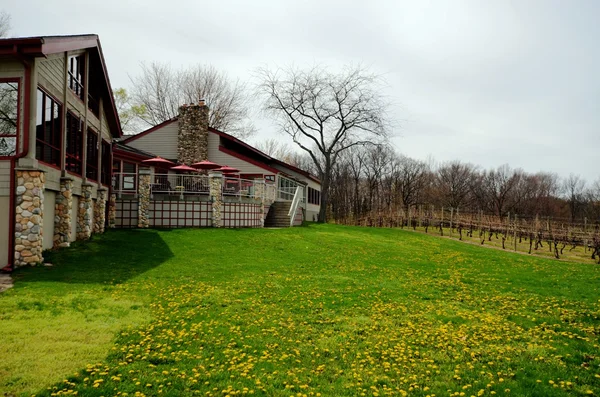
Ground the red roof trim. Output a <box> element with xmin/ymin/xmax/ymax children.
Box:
<box><xmin>271</xmin><ymin>158</ymin><xmax>320</xmax><ymax>183</ymax></box>
<box><xmin>122</xmin><ymin>118</ymin><xmax>178</xmax><ymax>143</ymax></box>
<box><xmin>218</xmin><ymin>146</ymin><xmax>281</xmax><ymax>174</ymax></box>
<box><xmin>113</xmin><ymin>146</ymin><xmax>154</xmax><ymax>163</ymax></box>
<box><xmin>209</xmin><ymin>127</ymin><xmax>274</xmax><ymax>161</ymax></box>
<box><xmin>210</xmin><ymin>127</ymin><xmax>320</xmax><ymax>184</ymax></box>
<box><xmin>0</xmin><ymin>35</ymin><xmax>98</xmax><ymax>56</ymax></box>
<box><xmin>42</xmin><ymin>36</ymin><xmax>100</xmax><ymax>55</ymax></box>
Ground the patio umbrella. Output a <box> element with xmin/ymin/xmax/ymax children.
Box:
<box><xmin>141</xmin><ymin>156</ymin><xmax>175</xmax><ymax>168</ymax></box>
<box><xmin>214</xmin><ymin>165</ymin><xmax>240</xmax><ymax>174</ymax></box>
<box><xmin>171</xmin><ymin>164</ymin><xmax>198</xmax><ymax>173</ymax></box>
<box><xmin>191</xmin><ymin>160</ymin><xmax>221</xmax><ymax>170</ymax></box>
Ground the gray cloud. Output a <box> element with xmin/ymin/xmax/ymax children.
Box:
<box><xmin>5</xmin><ymin>0</ymin><xmax>599</xmax><ymax>182</ymax></box>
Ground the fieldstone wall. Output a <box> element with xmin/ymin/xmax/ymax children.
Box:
<box><xmin>137</xmin><ymin>170</ymin><xmax>151</xmax><ymax>228</ymax></box>
<box><xmin>54</xmin><ymin>177</ymin><xmax>73</xmax><ymax>248</ymax></box>
<box><xmin>108</xmin><ymin>193</ymin><xmax>116</xmax><ymax>228</ymax></box>
<box><xmin>254</xmin><ymin>178</ymin><xmax>265</xmax><ymax>227</ymax></box>
<box><xmin>94</xmin><ymin>188</ymin><xmax>108</xmax><ymax>233</ymax></box>
<box><xmin>77</xmin><ymin>183</ymin><xmax>93</xmax><ymax>240</ymax></box>
<box><xmin>209</xmin><ymin>171</ymin><xmax>223</xmax><ymax>228</ymax></box>
<box><xmin>178</xmin><ymin>102</ymin><xmax>209</xmax><ymax>165</ymax></box>
<box><xmin>14</xmin><ymin>169</ymin><xmax>45</xmax><ymax>267</ymax></box>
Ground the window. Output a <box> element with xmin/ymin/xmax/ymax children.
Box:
<box><xmin>86</xmin><ymin>127</ymin><xmax>98</xmax><ymax>180</ymax></box>
<box><xmin>65</xmin><ymin>112</ymin><xmax>83</xmax><ymax>175</ymax></box>
<box><xmin>308</xmin><ymin>187</ymin><xmax>321</xmax><ymax>206</ymax></box>
<box><xmin>122</xmin><ymin>161</ymin><xmax>137</xmax><ymax>191</ymax></box>
<box><xmin>35</xmin><ymin>88</ymin><xmax>62</xmax><ymax>166</ymax></box>
<box><xmin>278</xmin><ymin>175</ymin><xmax>298</xmax><ymax>201</ymax></box>
<box><xmin>68</xmin><ymin>54</ymin><xmax>85</xmax><ymax>100</ymax></box>
<box><xmin>101</xmin><ymin>140</ymin><xmax>111</xmax><ymax>185</ymax></box>
<box><xmin>0</xmin><ymin>80</ymin><xmax>19</xmax><ymax>157</ymax></box>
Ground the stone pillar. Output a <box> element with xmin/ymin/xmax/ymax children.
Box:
<box><xmin>254</xmin><ymin>178</ymin><xmax>265</xmax><ymax>227</ymax></box>
<box><xmin>177</xmin><ymin>102</ymin><xmax>209</xmax><ymax>165</ymax></box>
<box><xmin>77</xmin><ymin>183</ymin><xmax>93</xmax><ymax>240</ymax></box>
<box><xmin>108</xmin><ymin>193</ymin><xmax>116</xmax><ymax>229</ymax></box>
<box><xmin>14</xmin><ymin>169</ymin><xmax>45</xmax><ymax>267</ymax></box>
<box><xmin>209</xmin><ymin>171</ymin><xmax>223</xmax><ymax>228</ymax></box>
<box><xmin>54</xmin><ymin>177</ymin><xmax>73</xmax><ymax>248</ymax></box>
<box><xmin>137</xmin><ymin>169</ymin><xmax>151</xmax><ymax>228</ymax></box>
<box><xmin>94</xmin><ymin>188</ymin><xmax>108</xmax><ymax>234</ymax></box>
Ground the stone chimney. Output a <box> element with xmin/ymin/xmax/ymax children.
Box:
<box><xmin>177</xmin><ymin>101</ymin><xmax>209</xmax><ymax>164</ymax></box>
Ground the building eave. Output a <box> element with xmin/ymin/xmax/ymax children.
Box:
<box><xmin>0</xmin><ymin>34</ymin><xmax>123</xmax><ymax>138</ymax></box>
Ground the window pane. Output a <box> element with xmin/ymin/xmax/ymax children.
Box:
<box><xmin>0</xmin><ymin>81</ymin><xmax>19</xmax><ymax>136</ymax></box>
<box><xmin>123</xmin><ymin>162</ymin><xmax>136</xmax><ymax>173</ymax></box>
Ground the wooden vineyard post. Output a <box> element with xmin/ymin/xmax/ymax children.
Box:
<box><xmin>514</xmin><ymin>213</ymin><xmax>518</xmax><ymax>251</ymax></box>
<box><xmin>450</xmin><ymin>208</ymin><xmax>454</xmax><ymax>238</ymax></box>
<box><xmin>584</xmin><ymin>217</ymin><xmax>588</xmax><ymax>252</ymax></box>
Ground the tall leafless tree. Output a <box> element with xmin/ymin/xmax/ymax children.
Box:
<box><xmin>435</xmin><ymin>161</ymin><xmax>477</xmax><ymax>209</ymax></box>
<box><xmin>129</xmin><ymin>62</ymin><xmax>255</xmax><ymax>139</ymax></box>
<box><xmin>563</xmin><ymin>173</ymin><xmax>587</xmax><ymax>222</ymax></box>
<box><xmin>256</xmin><ymin>64</ymin><xmax>390</xmax><ymax>222</ymax></box>
<box><xmin>393</xmin><ymin>155</ymin><xmax>429</xmax><ymax>212</ymax></box>
<box><xmin>254</xmin><ymin>138</ymin><xmax>294</xmax><ymax>161</ymax></box>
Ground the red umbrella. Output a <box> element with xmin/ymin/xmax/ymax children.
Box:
<box><xmin>214</xmin><ymin>165</ymin><xmax>240</xmax><ymax>173</ymax></box>
<box><xmin>191</xmin><ymin>160</ymin><xmax>221</xmax><ymax>170</ymax></box>
<box><xmin>171</xmin><ymin>164</ymin><xmax>198</xmax><ymax>173</ymax></box>
<box><xmin>142</xmin><ymin>156</ymin><xmax>175</xmax><ymax>168</ymax></box>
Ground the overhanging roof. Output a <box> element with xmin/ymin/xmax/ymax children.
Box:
<box><xmin>119</xmin><ymin>117</ymin><xmax>320</xmax><ymax>184</ymax></box>
<box><xmin>0</xmin><ymin>34</ymin><xmax>123</xmax><ymax>137</ymax></box>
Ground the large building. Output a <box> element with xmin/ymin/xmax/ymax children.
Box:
<box><xmin>113</xmin><ymin>102</ymin><xmax>321</xmax><ymax>228</ymax></box>
<box><xmin>0</xmin><ymin>34</ymin><xmax>322</xmax><ymax>270</ymax></box>
<box><xmin>0</xmin><ymin>35</ymin><xmax>121</xmax><ymax>269</ymax></box>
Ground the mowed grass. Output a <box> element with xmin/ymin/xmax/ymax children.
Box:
<box><xmin>1</xmin><ymin>224</ymin><xmax>600</xmax><ymax>397</ymax></box>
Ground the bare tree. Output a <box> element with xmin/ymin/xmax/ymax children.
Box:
<box><xmin>393</xmin><ymin>155</ymin><xmax>429</xmax><ymax>211</ymax></box>
<box><xmin>435</xmin><ymin>161</ymin><xmax>477</xmax><ymax>209</ymax></box>
<box><xmin>256</xmin><ymin>64</ymin><xmax>389</xmax><ymax>222</ymax></box>
<box><xmin>255</xmin><ymin>138</ymin><xmax>293</xmax><ymax>161</ymax></box>
<box><xmin>563</xmin><ymin>173</ymin><xmax>587</xmax><ymax>222</ymax></box>
<box><xmin>481</xmin><ymin>165</ymin><xmax>521</xmax><ymax>217</ymax></box>
<box><xmin>0</xmin><ymin>11</ymin><xmax>10</xmax><ymax>38</ymax></box>
<box><xmin>129</xmin><ymin>62</ymin><xmax>255</xmax><ymax>139</ymax></box>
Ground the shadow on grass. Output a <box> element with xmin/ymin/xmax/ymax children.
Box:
<box><xmin>12</xmin><ymin>229</ymin><xmax>174</xmax><ymax>285</ymax></box>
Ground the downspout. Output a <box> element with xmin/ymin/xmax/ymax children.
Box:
<box><xmin>2</xmin><ymin>56</ymin><xmax>32</xmax><ymax>273</ymax></box>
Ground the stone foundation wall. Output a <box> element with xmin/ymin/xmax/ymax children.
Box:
<box><xmin>54</xmin><ymin>177</ymin><xmax>73</xmax><ymax>248</ymax></box>
<box><xmin>137</xmin><ymin>172</ymin><xmax>151</xmax><ymax>228</ymax></box>
<box><xmin>177</xmin><ymin>103</ymin><xmax>209</xmax><ymax>165</ymax></box>
<box><xmin>77</xmin><ymin>183</ymin><xmax>93</xmax><ymax>240</ymax></box>
<box><xmin>108</xmin><ymin>193</ymin><xmax>116</xmax><ymax>228</ymax></box>
<box><xmin>94</xmin><ymin>188</ymin><xmax>107</xmax><ymax>233</ymax></box>
<box><xmin>14</xmin><ymin>169</ymin><xmax>45</xmax><ymax>267</ymax></box>
<box><xmin>209</xmin><ymin>172</ymin><xmax>223</xmax><ymax>228</ymax></box>
<box><xmin>254</xmin><ymin>178</ymin><xmax>265</xmax><ymax>227</ymax></box>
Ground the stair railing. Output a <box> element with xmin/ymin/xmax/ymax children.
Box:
<box><xmin>288</xmin><ymin>186</ymin><xmax>303</xmax><ymax>227</ymax></box>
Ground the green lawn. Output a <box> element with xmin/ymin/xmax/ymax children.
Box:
<box><xmin>1</xmin><ymin>224</ymin><xmax>600</xmax><ymax>396</ymax></box>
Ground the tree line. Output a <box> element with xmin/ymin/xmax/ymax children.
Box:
<box><xmin>323</xmin><ymin>145</ymin><xmax>599</xmax><ymax>224</ymax></box>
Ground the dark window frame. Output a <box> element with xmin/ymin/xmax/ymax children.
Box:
<box><xmin>0</xmin><ymin>78</ymin><xmax>20</xmax><ymax>158</ymax></box>
<box><xmin>86</xmin><ymin>127</ymin><xmax>99</xmax><ymax>181</ymax></box>
<box><xmin>65</xmin><ymin>112</ymin><xmax>84</xmax><ymax>175</ymax></box>
<box><xmin>308</xmin><ymin>187</ymin><xmax>321</xmax><ymax>206</ymax></box>
<box><xmin>35</xmin><ymin>87</ymin><xmax>62</xmax><ymax>167</ymax></box>
<box><xmin>101</xmin><ymin>140</ymin><xmax>111</xmax><ymax>186</ymax></box>
<box><xmin>68</xmin><ymin>54</ymin><xmax>85</xmax><ymax>100</ymax></box>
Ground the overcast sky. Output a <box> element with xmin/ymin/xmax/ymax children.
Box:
<box><xmin>5</xmin><ymin>0</ymin><xmax>599</xmax><ymax>182</ymax></box>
